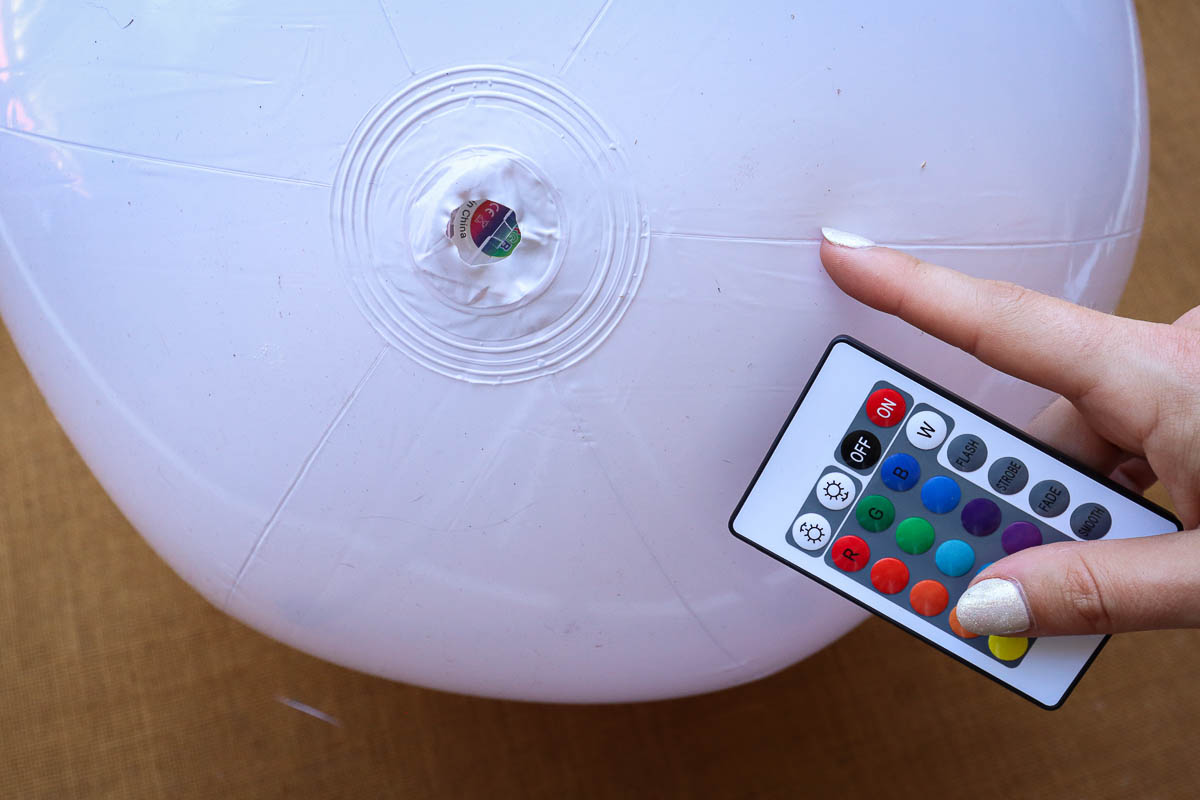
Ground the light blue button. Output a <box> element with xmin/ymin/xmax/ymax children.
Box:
<box><xmin>935</xmin><ymin>539</ymin><xmax>975</xmax><ymax>577</ymax></box>
<box><xmin>920</xmin><ymin>475</ymin><xmax>962</xmax><ymax>514</ymax></box>
<box><xmin>880</xmin><ymin>453</ymin><xmax>920</xmax><ymax>492</ymax></box>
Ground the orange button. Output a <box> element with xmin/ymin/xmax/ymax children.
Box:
<box><xmin>870</xmin><ymin>557</ymin><xmax>909</xmax><ymax>594</ymax></box>
<box><xmin>948</xmin><ymin>607</ymin><xmax>978</xmax><ymax>639</ymax></box>
<box><xmin>909</xmin><ymin>579</ymin><xmax>949</xmax><ymax>617</ymax></box>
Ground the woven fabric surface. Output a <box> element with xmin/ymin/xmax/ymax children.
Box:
<box><xmin>2</xmin><ymin>2</ymin><xmax>1199</xmax><ymax>797</ymax></box>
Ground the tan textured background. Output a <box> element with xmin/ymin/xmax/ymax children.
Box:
<box><xmin>3</xmin><ymin>3</ymin><xmax>1199</xmax><ymax>797</ymax></box>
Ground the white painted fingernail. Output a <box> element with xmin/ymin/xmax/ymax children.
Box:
<box><xmin>821</xmin><ymin>227</ymin><xmax>875</xmax><ymax>249</ymax></box>
<box><xmin>955</xmin><ymin>578</ymin><xmax>1031</xmax><ymax>635</ymax></box>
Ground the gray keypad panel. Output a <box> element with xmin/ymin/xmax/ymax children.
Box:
<box><xmin>834</xmin><ymin>381</ymin><xmax>913</xmax><ymax>475</ymax></box>
<box><xmin>810</xmin><ymin>384</ymin><xmax>1078</xmax><ymax>668</ymax></box>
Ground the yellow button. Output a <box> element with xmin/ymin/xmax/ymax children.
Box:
<box><xmin>988</xmin><ymin>635</ymin><xmax>1029</xmax><ymax>661</ymax></box>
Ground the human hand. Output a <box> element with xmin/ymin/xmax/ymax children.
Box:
<box><xmin>819</xmin><ymin>227</ymin><xmax>1200</xmax><ymax>637</ymax></box>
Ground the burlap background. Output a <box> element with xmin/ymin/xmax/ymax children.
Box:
<box><xmin>3</xmin><ymin>3</ymin><xmax>1198</xmax><ymax>797</ymax></box>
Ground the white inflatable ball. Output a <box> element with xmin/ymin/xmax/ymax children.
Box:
<box><xmin>0</xmin><ymin>1</ymin><xmax>1147</xmax><ymax>700</ymax></box>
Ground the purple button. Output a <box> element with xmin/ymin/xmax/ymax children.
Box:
<box><xmin>1001</xmin><ymin>521</ymin><xmax>1042</xmax><ymax>554</ymax></box>
<box><xmin>961</xmin><ymin>498</ymin><xmax>1002</xmax><ymax>537</ymax></box>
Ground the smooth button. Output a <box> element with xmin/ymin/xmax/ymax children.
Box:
<box><xmin>866</xmin><ymin>387</ymin><xmax>907</xmax><ymax>427</ymax></box>
<box><xmin>855</xmin><ymin>494</ymin><xmax>895</xmax><ymax>532</ymax></box>
<box><xmin>910</xmin><ymin>580</ymin><xmax>950</xmax><ymax>616</ymax></box>
<box><xmin>791</xmin><ymin>512</ymin><xmax>833</xmax><ymax>551</ymax></box>
<box><xmin>960</xmin><ymin>497</ymin><xmax>1002</xmax><ymax>537</ymax></box>
<box><xmin>920</xmin><ymin>475</ymin><xmax>961</xmax><ymax>514</ymax></box>
<box><xmin>946</xmin><ymin>433</ymin><xmax>987</xmax><ymax>473</ymax></box>
<box><xmin>988</xmin><ymin>457</ymin><xmax>1028</xmax><ymax>495</ymax></box>
<box><xmin>831</xmin><ymin>535</ymin><xmax>870</xmax><ymax>572</ymax></box>
<box><xmin>1071</xmin><ymin>502</ymin><xmax>1112</xmax><ymax>540</ymax></box>
<box><xmin>880</xmin><ymin>453</ymin><xmax>920</xmax><ymax>492</ymax></box>
<box><xmin>1030</xmin><ymin>479</ymin><xmax>1070</xmax><ymax>518</ymax></box>
<box><xmin>840</xmin><ymin>429</ymin><xmax>881</xmax><ymax>471</ymax></box>
<box><xmin>816</xmin><ymin>470</ymin><xmax>857</xmax><ymax>511</ymax></box>
<box><xmin>988</xmin><ymin>635</ymin><xmax>1030</xmax><ymax>661</ymax></box>
<box><xmin>948</xmin><ymin>608</ymin><xmax>978</xmax><ymax>639</ymax></box>
<box><xmin>934</xmin><ymin>539</ymin><xmax>975</xmax><ymax>577</ymax></box>
<box><xmin>896</xmin><ymin>517</ymin><xmax>936</xmax><ymax>555</ymax></box>
<box><xmin>906</xmin><ymin>409</ymin><xmax>949</xmax><ymax>450</ymax></box>
<box><xmin>1001</xmin><ymin>521</ymin><xmax>1042</xmax><ymax>554</ymax></box>
<box><xmin>870</xmin><ymin>557</ymin><xmax>910</xmax><ymax>594</ymax></box>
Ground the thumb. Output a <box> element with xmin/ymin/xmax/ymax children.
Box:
<box><xmin>954</xmin><ymin>531</ymin><xmax>1200</xmax><ymax>636</ymax></box>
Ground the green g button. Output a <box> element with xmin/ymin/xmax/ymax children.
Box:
<box><xmin>855</xmin><ymin>494</ymin><xmax>895</xmax><ymax>533</ymax></box>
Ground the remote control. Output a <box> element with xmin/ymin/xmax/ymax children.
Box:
<box><xmin>729</xmin><ymin>335</ymin><xmax>1182</xmax><ymax>708</ymax></box>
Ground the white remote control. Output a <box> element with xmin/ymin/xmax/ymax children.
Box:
<box><xmin>729</xmin><ymin>336</ymin><xmax>1181</xmax><ymax>708</ymax></box>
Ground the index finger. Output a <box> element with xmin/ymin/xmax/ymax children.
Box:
<box><xmin>818</xmin><ymin>232</ymin><xmax>1134</xmax><ymax>406</ymax></box>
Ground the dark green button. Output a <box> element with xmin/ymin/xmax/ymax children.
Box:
<box><xmin>896</xmin><ymin>517</ymin><xmax>936</xmax><ymax>554</ymax></box>
<box><xmin>855</xmin><ymin>494</ymin><xmax>895</xmax><ymax>532</ymax></box>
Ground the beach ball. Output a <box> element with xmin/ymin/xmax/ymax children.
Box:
<box><xmin>0</xmin><ymin>1</ymin><xmax>1147</xmax><ymax>700</ymax></box>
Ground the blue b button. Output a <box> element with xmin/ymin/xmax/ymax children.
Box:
<box><xmin>880</xmin><ymin>453</ymin><xmax>920</xmax><ymax>492</ymax></box>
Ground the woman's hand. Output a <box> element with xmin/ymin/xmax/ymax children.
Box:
<box><xmin>819</xmin><ymin>228</ymin><xmax>1200</xmax><ymax>637</ymax></box>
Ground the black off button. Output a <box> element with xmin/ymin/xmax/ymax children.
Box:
<box><xmin>946</xmin><ymin>434</ymin><xmax>987</xmax><ymax>473</ymax></box>
<box><xmin>1071</xmin><ymin>502</ymin><xmax>1112</xmax><ymax>539</ymax></box>
<box><xmin>1030</xmin><ymin>479</ymin><xmax>1070</xmax><ymax>518</ymax></box>
<box><xmin>988</xmin><ymin>457</ymin><xmax>1029</xmax><ymax>495</ymax></box>
<box><xmin>840</xmin><ymin>429</ymin><xmax>881</xmax><ymax>471</ymax></box>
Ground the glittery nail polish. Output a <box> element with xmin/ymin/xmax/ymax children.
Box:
<box><xmin>955</xmin><ymin>578</ymin><xmax>1031</xmax><ymax>635</ymax></box>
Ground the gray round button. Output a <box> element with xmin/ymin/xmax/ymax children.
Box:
<box><xmin>1071</xmin><ymin>503</ymin><xmax>1112</xmax><ymax>540</ymax></box>
<box><xmin>1030</xmin><ymin>479</ymin><xmax>1070</xmax><ymax>517</ymax></box>
<box><xmin>946</xmin><ymin>434</ymin><xmax>988</xmax><ymax>473</ymax></box>
<box><xmin>988</xmin><ymin>457</ymin><xmax>1029</xmax><ymax>495</ymax></box>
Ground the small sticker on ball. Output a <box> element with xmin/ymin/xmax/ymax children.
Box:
<box><xmin>447</xmin><ymin>199</ymin><xmax>522</xmax><ymax>265</ymax></box>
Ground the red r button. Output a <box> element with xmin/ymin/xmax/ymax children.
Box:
<box><xmin>831</xmin><ymin>535</ymin><xmax>870</xmax><ymax>572</ymax></box>
<box><xmin>866</xmin><ymin>388</ymin><xmax>906</xmax><ymax>427</ymax></box>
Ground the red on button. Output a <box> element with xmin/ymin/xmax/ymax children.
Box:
<box><xmin>870</xmin><ymin>557</ymin><xmax>910</xmax><ymax>594</ymax></box>
<box><xmin>910</xmin><ymin>580</ymin><xmax>949</xmax><ymax>617</ymax></box>
<box><xmin>831</xmin><ymin>535</ymin><xmax>870</xmax><ymax>572</ymax></box>
<box><xmin>866</xmin><ymin>388</ymin><xmax>906</xmax><ymax>427</ymax></box>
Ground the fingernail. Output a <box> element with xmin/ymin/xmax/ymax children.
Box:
<box><xmin>821</xmin><ymin>227</ymin><xmax>875</xmax><ymax>249</ymax></box>
<box><xmin>955</xmin><ymin>578</ymin><xmax>1031</xmax><ymax>635</ymax></box>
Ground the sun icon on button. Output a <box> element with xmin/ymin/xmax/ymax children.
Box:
<box><xmin>797</xmin><ymin>521</ymin><xmax>825</xmax><ymax>544</ymax></box>
<box><xmin>821</xmin><ymin>479</ymin><xmax>850</xmax><ymax>503</ymax></box>
<box><xmin>792</xmin><ymin>512</ymin><xmax>832</xmax><ymax>551</ymax></box>
<box><xmin>816</xmin><ymin>471</ymin><xmax>856</xmax><ymax>510</ymax></box>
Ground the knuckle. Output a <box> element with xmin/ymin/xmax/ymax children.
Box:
<box><xmin>1128</xmin><ymin>323</ymin><xmax>1200</xmax><ymax>442</ymax></box>
<box><xmin>1058</xmin><ymin>552</ymin><xmax>1113</xmax><ymax>634</ymax></box>
<box><xmin>983</xmin><ymin>279</ymin><xmax>1034</xmax><ymax>315</ymax></box>
<box><xmin>889</xmin><ymin>259</ymin><xmax>928</xmax><ymax>322</ymax></box>
<box><xmin>980</xmin><ymin>279</ymin><xmax>1034</xmax><ymax>326</ymax></box>
<box><xmin>984</xmin><ymin>278</ymin><xmax>1031</xmax><ymax>305</ymax></box>
<box><xmin>1158</xmin><ymin>324</ymin><xmax>1200</xmax><ymax>380</ymax></box>
<box><xmin>969</xmin><ymin>280</ymin><xmax>1035</xmax><ymax>359</ymax></box>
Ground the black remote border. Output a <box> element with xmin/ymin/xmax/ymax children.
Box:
<box><xmin>728</xmin><ymin>334</ymin><xmax>1184</xmax><ymax>710</ymax></box>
